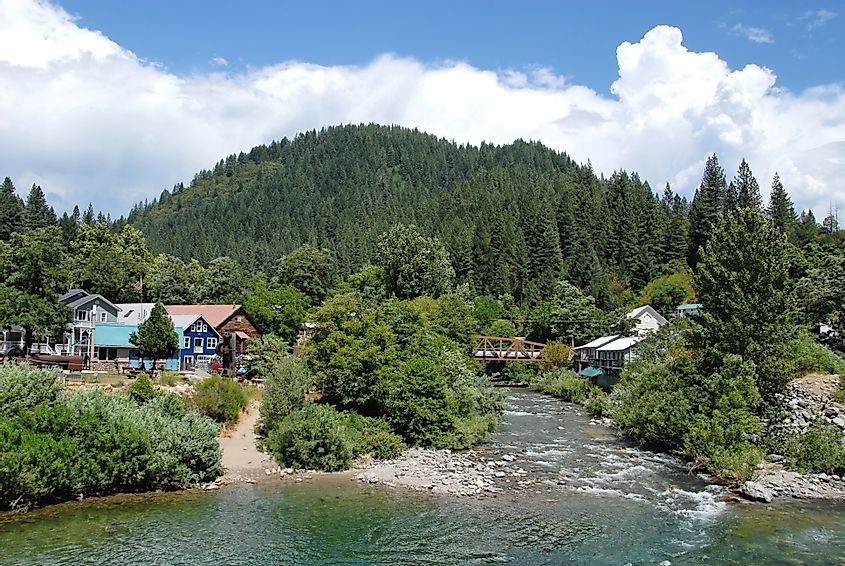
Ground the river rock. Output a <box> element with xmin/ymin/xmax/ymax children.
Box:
<box><xmin>737</xmin><ymin>481</ymin><xmax>774</xmax><ymax>503</ymax></box>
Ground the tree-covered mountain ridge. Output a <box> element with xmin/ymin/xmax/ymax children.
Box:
<box><xmin>126</xmin><ymin>122</ymin><xmax>804</xmax><ymax>307</ymax></box>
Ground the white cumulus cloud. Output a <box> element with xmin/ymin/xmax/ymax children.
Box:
<box><xmin>0</xmin><ymin>2</ymin><xmax>843</xmax><ymax>219</ymax></box>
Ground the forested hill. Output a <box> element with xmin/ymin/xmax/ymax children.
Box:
<box><xmin>126</xmin><ymin>124</ymin><xmax>692</xmax><ymax>306</ymax></box>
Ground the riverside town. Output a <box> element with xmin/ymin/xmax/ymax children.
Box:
<box><xmin>1</xmin><ymin>2</ymin><xmax>844</xmax><ymax>563</ymax></box>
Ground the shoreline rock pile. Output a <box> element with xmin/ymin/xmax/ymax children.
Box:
<box><xmin>355</xmin><ymin>448</ymin><xmax>538</xmax><ymax>497</ymax></box>
<box><xmin>766</xmin><ymin>375</ymin><xmax>845</xmax><ymax>436</ymax></box>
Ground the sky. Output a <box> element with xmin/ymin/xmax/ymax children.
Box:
<box><xmin>0</xmin><ymin>0</ymin><xmax>843</xmax><ymax>217</ymax></box>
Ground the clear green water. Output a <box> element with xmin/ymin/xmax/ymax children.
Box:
<box><xmin>2</xmin><ymin>391</ymin><xmax>844</xmax><ymax>565</ymax></box>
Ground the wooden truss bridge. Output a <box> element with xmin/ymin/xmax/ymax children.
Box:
<box><xmin>472</xmin><ymin>336</ymin><xmax>546</xmax><ymax>362</ymax></box>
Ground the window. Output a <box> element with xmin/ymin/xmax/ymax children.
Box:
<box><xmin>100</xmin><ymin>311</ymin><xmax>107</xmax><ymax>322</ymax></box>
<box><xmin>202</xmin><ymin>323</ymin><xmax>208</xmax><ymax>333</ymax></box>
<box><xmin>207</xmin><ymin>337</ymin><xmax>218</xmax><ymax>350</ymax></box>
<box><xmin>236</xmin><ymin>316</ymin><xmax>243</xmax><ymax>322</ymax></box>
<box><xmin>76</xmin><ymin>309</ymin><xmax>89</xmax><ymax>322</ymax></box>
<box><xmin>194</xmin><ymin>337</ymin><xmax>203</xmax><ymax>351</ymax></box>
<box><xmin>184</xmin><ymin>355</ymin><xmax>194</xmax><ymax>366</ymax></box>
<box><xmin>95</xmin><ymin>347</ymin><xmax>117</xmax><ymax>361</ymax></box>
<box><xmin>183</xmin><ymin>337</ymin><xmax>190</xmax><ymax>349</ymax></box>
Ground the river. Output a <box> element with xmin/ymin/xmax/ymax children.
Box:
<box><xmin>2</xmin><ymin>390</ymin><xmax>844</xmax><ymax>565</ymax></box>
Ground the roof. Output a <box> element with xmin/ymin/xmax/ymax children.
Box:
<box><xmin>579</xmin><ymin>366</ymin><xmax>605</xmax><ymax>378</ymax></box>
<box><xmin>235</xmin><ymin>331</ymin><xmax>250</xmax><ymax>340</ymax></box>
<box><xmin>115</xmin><ymin>303</ymin><xmax>156</xmax><ymax>324</ymax></box>
<box><xmin>574</xmin><ymin>335</ymin><xmax>621</xmax><ymax>350</ymax></box>
<box><xmin>95</xmin><ymin>323</ymin><xmax>185</xmax><ymax>347</ymax></box>
<box><xmin>169</xmin><ymin>314</ymin><xmax>220</xmax><ymax>337</ymax></box>
<box><xmin>597</xmin><ymin>336</ymin><xmax>644</xmax><ymax>352</ymax></box>
<box><xmin>65</xmin><ymin>293</ymin><xmax>121</xmax><ymax>312</ymax></box>
<box><xmin>676</xmin><ymin>303</ymin><xmax>703</xmax><ymax>310</ymax></box>
<box><xmin>165</xmin><ymin>304</ymin><xmax>245</xmax><ymax>328</ymax></box>
<box><xmin>59</xmin><ymin>289</ymin><xmax>87</xmax><ymax>303</ymax></box>
<box><xmin>626</xmin><ymin>305</ymin><xmax>668</xmax><ymax>325</ymax></box>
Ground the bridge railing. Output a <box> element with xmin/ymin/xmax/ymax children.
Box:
<box><xmin>472</xmin><ymin>336</ymin><xmax>546</xmax><ymax>362</ymax></box>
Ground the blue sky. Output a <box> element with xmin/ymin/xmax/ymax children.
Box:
<box><xmin>59</xmin><ymin>1</ymin><xmax>842</xmax><ymax>94</ymax></box>
<box><xmin>0</xmin><ymin>0</ymin><xmax>843</xmax><ymax>216</ymax></box>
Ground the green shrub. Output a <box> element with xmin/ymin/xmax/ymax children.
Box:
<box><xmin>128</xmin><ymin>373</ymin><xmax>157</xmax><ymax>405</ymax></box>
<box><xmin>266</xmin><ymin>403</ymin><xmax>354</xmax><ymax>471</ymax></box>
<box><xmin>341</xmin><ymin>412</ymin><xmax>406</xmax><ymax>460</ymax></box>
<box><xmin>157</xmin><ymin>372</ymin><xmax>184</xmax><ymax>387</ymax></box>
<box><xmin>530</xmin><ymin>369</ymin><xmax>596</xmax><ymax>404</ymax></box>
<box><xmin>139</xmin><ymin>395</ymin><xmax>222</xmax><ymax>485</ymax></box>
<box><xmin>0</xmin><ymin>363</ymin><xmax>61</xmax><ymax>417</ymax></box>
<box><xmin>794</xmin><ymin>331</ymin><xmax>845</xmax><ymax>376</ymax></box>
<box><xmin>382</xmin><ymin>356</ymin><xmax>455</xmax><ymax>448</ymax></box>
<box><xmin>584</xmin><ymin>393</ymin><xmax>609</xmax><ymax>417</ymax></box>
<box><xmin>0</xmin><ymin>388</ymin><xmax>222</xmax><ymax>511</ymax></box>
<box><xmin>612</xmin><ymin>350</ymin><xmax>764</xmax><ymax>483</ymax></box>
<box><xmin>781</xmin><ymin>423</ymin><xmax>845</xmax><ymax>475</ymax></box>
<box><xmin>258</xmin><ymin>354</ymin><xmax>310</xmax><ymax>436</ymax></box>
<box><xmin>192</xmin><ymin>376</ymin><xmax>247</xmax><ymax>425</ymax></box>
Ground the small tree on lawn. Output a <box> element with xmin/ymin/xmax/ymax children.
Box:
<box><xmin>130</xmin><ymin>302</ymin><xmax>179</xmax><ymax>374</ymax></box>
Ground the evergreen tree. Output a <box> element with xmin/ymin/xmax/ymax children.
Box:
<box><xmin>82</xmin><ymin>203</ymin><xmax>95</xmax><ymax>225</ymax></box>
<box><xmin>694</xmin><ymin>209</ymin><xmax>797</xmax><ymax>400</ymax></box>
<box><xmin>734</xmin><ymin>159</ymin><xmax>762</xmax><ymax>211</ymax></box>
<box><xmin>23</xmin><ymin>184</ymin><xmax>56</xmax><ymax>231</ymax></box>
<box><xmin>0</xmin><ymin>177</ymin><xmax>24</xmax><ymax>240</ymax></box>
<box><xmin>765</xmin><ymin>173</ymin><xmax>797</xmax><ymax>233</ymax></box>
<box><xmin>0</xmin><ymin>227</ymin><xmax>71</xmax><ymax>350</ymax></box>
<box><xmin>688</xmin><ymin>154</ymin><xmax>727</xmax><ymax>267</ymax></box>
<box><xmin>130</xmin><ymin>302</ymin><xmax>179</xmax><ymax>372</ymax></box>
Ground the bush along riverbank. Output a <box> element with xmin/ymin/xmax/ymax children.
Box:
<box><xmin>251</xmin><ymin>290</ymin><xmax>505</xmax><ymax>473</ymax></box>
<box><xmin>0</xmin><ymin>363</ymin><xmax>223</xmax><ymax>511</ymax></box>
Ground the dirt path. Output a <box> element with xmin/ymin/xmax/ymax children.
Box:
<box><xmin>219</xmin><ymin>400</ymin><xmax>275</xmax><ymax>481</ymax></box>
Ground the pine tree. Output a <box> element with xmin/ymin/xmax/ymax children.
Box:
<box><xmin>735</xmin><ymin>159</ymin><xmax>762</xmax><ymax>211</ymax></box>
<box><xmin>765</xmin><ymin>173</ymin><xmax>797</xmax><ymax>233</ymax></box>
<box><xmin>82</xmin><ymin>203</ymin><xmax>95</xmax><ymax>225</ymax></box>
<box><xmin>23</xmin><ymin>184</ymin><xmax>56</xmax><ymax>231</ymax></box>
<box><xmin>688</xmin><ymin>154</ymin><xmax>727</xmax><ymax>267</ymax></box>
<box><xmin>694</xmin><ymin>209</ymin><xmax>797</xmax><ymax>400</ymax></box>
<box><xmin>0</xmin><ymin>177</ymin><xmax>24</xmax><ymax>240</ymax></box>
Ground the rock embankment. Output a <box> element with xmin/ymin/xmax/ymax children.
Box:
<box><xmin>356</xmin><ymin>448</ymin><xmax>536</xmax><ymax>497</ymax></box>
<box><xmin>737</xmin><ymin>374</ymin><xmax>845</xmax><ymax>502</ymax></box>
<box><xmin>766</xmin><ymin>374</ymin><xmax>845</xmax><ymax>435</ymax></box>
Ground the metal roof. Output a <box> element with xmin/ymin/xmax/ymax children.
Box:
<box><xmin>574</xmin><ymin>334</ymin><xmax>621</xmax><ymax>350</ymax></box>
<box><xmin>596</xmin><ymin>336</ymin><xmax>644</xmax><ymax>352</ymax></box>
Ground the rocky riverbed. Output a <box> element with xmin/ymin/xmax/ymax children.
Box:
<box><xmin>355</xmin><ymin>448</ymin><xmax>533</xmax><ymax>497</ymax></box>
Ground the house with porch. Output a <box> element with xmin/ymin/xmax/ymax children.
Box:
<box><xmin>165</xmin><ymin>304</ymin><xmax>261</xmax><ymax>353</ymax></box>
<box><xmin>573</xmin><ymin>334</ymin><xmax>645</xmax><ymax>389</ymax></box>
<box><xmin>169</xmin><ymin>314</ymin><xmax>221</xmax><ymax>370</ymax></box>
<box><xmin>59</xmin><ymin>289</ymin><xmax>122</xmax><ymax>357</ymax></box>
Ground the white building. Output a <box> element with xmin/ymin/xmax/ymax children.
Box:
<box><xmin>626</xmin><ymin>305</ymin><xmax>668</xmax><ymax>336</ymax></box>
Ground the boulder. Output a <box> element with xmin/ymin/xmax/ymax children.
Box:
<box><xmin>737</xmin><ymin>481</ymin><xmax>774</xmax><ymax>503</ymax></box>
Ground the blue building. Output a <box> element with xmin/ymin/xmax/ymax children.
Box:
<box><xmin>93</xmin><ymin>323</ymin><xmax>181</xmax><ymax>372</ymax></box>
<box><xmin>169</xmin><ymin>314</ymin><xmax>221</xmax><ymax>370</ymax></box>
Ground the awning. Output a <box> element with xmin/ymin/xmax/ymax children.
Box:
<box><xmin>235</xmin><ymin>331</ymin><xmax>250</xmax><ymax>340</ymax></box>
<box><xmin>579</xmin><ymin>366</ymin><xmax>604</xmax><ymax>378</ymax></box>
